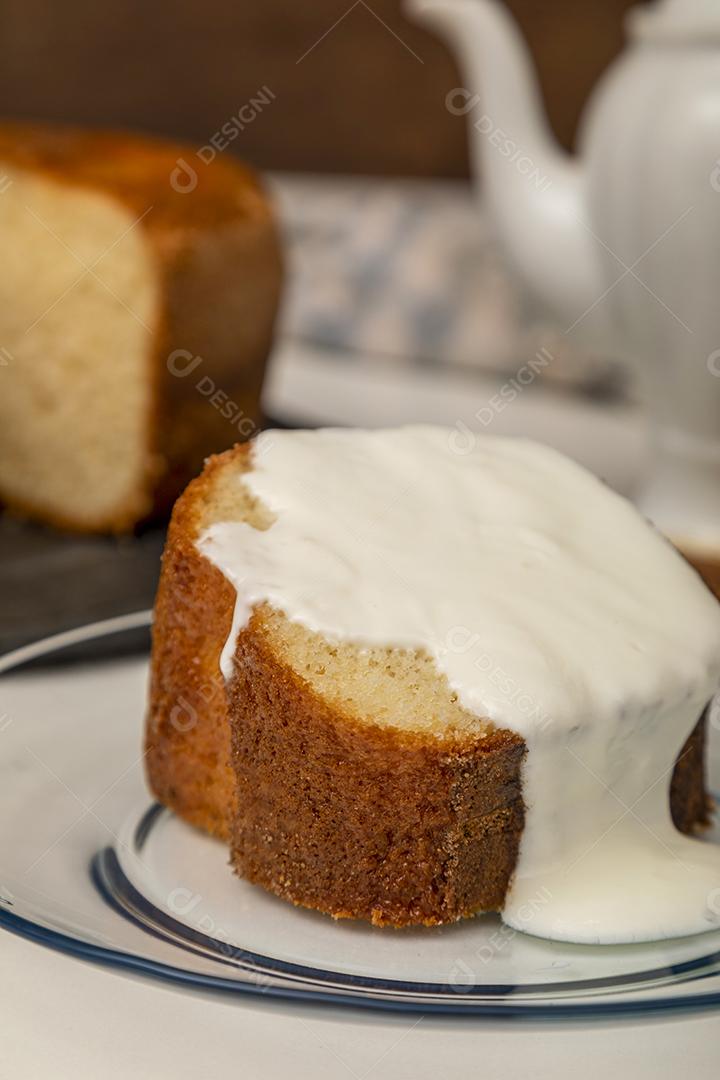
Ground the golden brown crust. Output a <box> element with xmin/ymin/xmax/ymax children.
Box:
<box><xmin>228</xmin><ymin>623</ymin><xmax>526</xmax><ymax>925</ymax></box>
<box><xmin>0</xmin><ymin>122</ymin><xmax>270</xmax><ymax>231</ymax></box>
<box><xmin>146</xmin><ymin>449</ymin><xmax>246</xmax><ymax>836</ymax></box>
<box><xmin>669</xmin><ymin>712</ymin><xmax>711</xmax><ymax>832</ymax></box>
<box><xmin>150</xmin><ymin>211</ymin><xmax>281</xmax><ymax>524</ymax></box>
<box><xmin>0</xmin><ymin>122</ymin><xmax>282</xmax><ymax>533</ymax></box>
<box><xmin>683</xmin><ymin>551</ymin><xmax>720</xmax><ymax>603</ymax></box>
<box><xmin>146</xmin><ymin>444</ymin><xmax>713</xmax><ymax>926</ymax></box>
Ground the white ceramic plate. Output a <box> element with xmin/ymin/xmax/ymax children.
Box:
<box><xmin>2</xmin><ymin>612</ymin><xmax>720</xmax><ymax>1016</ymax></box>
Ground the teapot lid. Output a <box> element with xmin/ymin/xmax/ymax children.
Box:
<box><xmin>630</xmin><ymin>0</ymin><xmax>720</xmax><ymax>41</ymax></box>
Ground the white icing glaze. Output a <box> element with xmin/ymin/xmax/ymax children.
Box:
<box><xmin>198</xmin><ymin>426</ymin><xmax>720</xmax><ymax>944</ymax></box>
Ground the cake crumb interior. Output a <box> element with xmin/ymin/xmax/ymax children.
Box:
<box><xmin>198</xmin><ymin>452</ymin><xmax>495</xmax><ymax>739</ymax></box>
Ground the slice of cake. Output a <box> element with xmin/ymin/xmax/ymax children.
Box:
<box><xmin>146</xmin><ymin>427</ymin><xmax>720</xmax><ymax>943</ymax></box>
<box><xmin>0</xmin><ymin>123</ymin><xmax>282</xmax><ymax>532</ymax></box>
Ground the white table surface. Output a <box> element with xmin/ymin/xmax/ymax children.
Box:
<box><xmin>2</xmin><ymin>927</ymin><xmax>720</xmax><ymax>1080</ymax></box>
<box><xmin>4</xmin><ymin>347</ymin><xmax>720</xmax><ymax>1078</ymax></box>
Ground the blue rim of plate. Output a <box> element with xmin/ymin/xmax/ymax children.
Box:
<box><xmin>1</xmin><ymin>611</ymin><xmax>720</xmax><ymax>1017</ymax></box>
<box><xmin>94</xmin><ymin>802</ymin><xmax>720</xmax><ymax>999</ymax></box>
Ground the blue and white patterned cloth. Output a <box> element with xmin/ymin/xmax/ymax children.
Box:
<box><xmin>270</xmin><ymin>175</ymin><xmax>623</xmax><ymax>397</ymax></box>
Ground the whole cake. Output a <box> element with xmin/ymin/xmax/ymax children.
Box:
<box><xmin>0</xmin><ymin>122</ymin><xmax>282</xmax><ymax>532</ymax></box>
<box><xmin>146</xmin><ymin>427</ymin><xmax>720</xmax><ymax>943</ymax></box>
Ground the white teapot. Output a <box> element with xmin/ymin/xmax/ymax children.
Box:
<box><xmin>408</xmin><ymin>0</ymin><xmax>720</xmax><ymax>553</ymax></box>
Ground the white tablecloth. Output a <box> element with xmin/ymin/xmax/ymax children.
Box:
<box><xmin>3</xmin><ymin>914</ymin><xmax>719</xmax><ymax>1079</ymax></box>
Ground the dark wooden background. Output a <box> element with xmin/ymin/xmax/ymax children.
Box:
<box><xmin>0</xmin><ymin>0</ymin><xmax>636</xmax><ymax>175</ymax></box>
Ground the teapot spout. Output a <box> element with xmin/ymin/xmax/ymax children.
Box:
<box><xmin>408</xmin><ymin>0</ymin><xmax>605</xmax><ymax>342</ymax></box>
